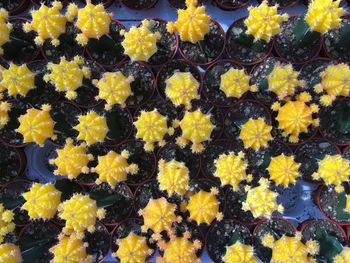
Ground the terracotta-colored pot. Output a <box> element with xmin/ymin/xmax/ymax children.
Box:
<box><xmin>213</xmin><ymin>0</ymin><xmax>249</xmax><ymax>11</ymax></box>
<box><xmin>167</xmin><ymin>0</ymin><xmax>206</xmax><ymax>9</ymax></box>
<box><xmin>252</xmin><ymin>216</ymin><xmax>297</xmax><ymax>235</ymax></box>
<box><xmin>0</xmin><ymin>144</ymin><xmax>26</xmax><ymax>187</ymax></box>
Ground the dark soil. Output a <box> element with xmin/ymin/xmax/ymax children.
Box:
<box><xmin>42</xmin><ymin>22</ymin><xmax>83</xmax><ymax>63</ymax></box>
<box><xmin>274</xmin><ymin>16</ymin><xmax>321</xmax><ymax>64</ymax></box>
<box><xmin>203</xmin><ymin>60</ymin><xmax>243</xmax><ymax>106</ymax></box>
<box><xmin>32</xmin><ymin>0</ymin><xmax>68</xmax><ymax>6</ymax></box>
<box><xmin>78</xmin><ymin>0</ymin><xmax>113</xmax><ymax>6</ymax></box>
<box><xmin>295</xmin><ymin>139</ymin><xmax>339</xmax><ymax>182</ymax></box>
<box><xmin>226</xmin><ymin>18</ymin><xmax>273</xmax><ymax>65</ymax></box>
<box><xmin>214</xmin><ymin>0</ymin><xmax>249</xmax><ymax>10</ymax></box>
<box><xmin>44</xmin><ymin>143</ymin><xmax>59</xmax><ymax>173</ymax></box>
<box><xmin>257</xmin><ymin>0</ymin><xmax>299</xmax><ymax>8</ymax></box>
<box><xmin>118</xmin><ymin>61</ymin><xmax>154</xmax><ymax>108</ymax></box>
<box><xmin>179</xmin><ymin>20</ymin><xmax>225</xmax><ymax>65</ymax></box>
<box><xmin>116</xmin><ymin>140</ymin><xmax>156</xmax><ymax>185</ymax></box>
<box><xmin>2</xmin><ymin>18</ymin><xmax>39</xmax><ymax>64</ymax></box>
<box><xmin>0</xmin><ymin>0</ymin><xmax>28</xmax><ymax>15</ymax></box>
<box><xmin>120</xmin><ymin>0</ymin><xmax>158</xmax><ymax>9</ymax></box>
<box><xmin>0</xmin><ymin>144</ymin><xmax>24</xmax><ymax>185</ymax></box>
<box><xmin>134</xmin><ymin>180</ymin><xmax>167</xmax><ymax>212</ymax></box>
<box><xmin>323</xmin><ymin>16</ymin><xmax>350</xmax><ymax>62</ymax></box>
<box><xmin>224</xmin><ymin>100</ymin><xmax>271</xmax><ymax>141</ymax></box>
<box><xmin>87</xmin><ymin>20</ymin><xmax>126</xmax><ymax>67</ymax></box>
<box><xmin>84</xmin><ymin>223</ymin><xmax>110</xmax><ymax>263</ymax></box>
<box><xmin>168</xmin><ymin>0</ymin><xmax>206</xmax><ymax>9</ymax></box>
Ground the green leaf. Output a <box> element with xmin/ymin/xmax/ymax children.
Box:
<box><xmin>261</xmin><ymin>151</ymin><xmax>272</xmax><ymax>169</ymax></box>
<box><xmin>293</xmin><ymin>16</ymin><xmax>320</xmax><ymax>47</ymax></box>
<box><xmin>337</xmin><ymin>24</ymin><xmax>350</xmax><ymax>48</ymax></box>
<box><xmin>335</xmin><ymin>192</ymin><xmax>350</xmax><ymax>221</ymax></box>
<box><xmin>335</xmin><ymin>104</ymin><xmax>350</xmax><ymax>133</ymax></box>
<box><xmin>21</xmin><ymin>238</ymin><xmax>52</xmax><ymax>263</ymax></box>
<box><xmin>315</xmin><ymin>228</ymin><xmax>343</xmax><ymax>262</ymax></box>
<box><xmin>89</xmin><ymin>190</ymin><xmax>121</xmax><ymax>208</ymax></box>
<box><xmin>228</xmin><ymin>231</ymin><xmax>242</xmax><ymax>246</ymax></box>
<box><xmin>258</xmin><ymin>62</ymin><xmax>275</xmax><ymax>91</ymax></box>
<box><xmin>236</xmin><ymin>31</ymin><xmax>255</xmax><ymax>47</ymax></box>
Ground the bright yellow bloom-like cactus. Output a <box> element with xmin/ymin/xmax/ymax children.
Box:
<box><xmin>0</xmin><ymin>8</ymin><xmax>12</xmax><ymax>55</ymax></box>
<box><xmin>242</xmin><ymin>178</ymin><xmax>284</xmax><ymax>218</ymax></box>
<box><xmin>214</xmin><ymin>151</ymin><xmax>253</xmax><ymax>190</ymax></box>
<box><xmin>165</xmin><ymin>72</ymin><xmax>200</xmax><ymax>109</ymax></box>
<box><xmin>334</xmin><ymin>247</ymin><xmax>350</xmax><ymax>263</ymax></box>
<box><xmin>120</xmin><ymin>20</ymin><xmax>161</xmax><ymax>62</ymax></box>
<box><xmin>220</xmin><ymin>68</ymin><xmax>257</xmax><ymax>99</ymax></box>
<box><xmin>239</xmin><ymin>118</ymin><xmax>273</xmax><ymax>151</ymax></box>
<box><xmin>58</xmin><ymin>194</ymin><xmax>105</xmax><ymax>239</ymax></box>
<box><xmin>157</xmin><ymin>159</ymin><xmax>190</xmax><ymax>196</ymax></box>
<box><xmin>91</xmin><ymin>150</ymin><xmax>138</xmax><ymax>189</ymax></box>
<box><xmin>244</xmin><ymin>1</ymin><xmax>289</xmax><ymax>42</ymax></box>
<box><xmin>268</xmin><ymin>64</ymin><xmax>305</xmax><ymax>100</ymax></box>
<box><xmin>305</xmin><ymin>0</ymin><xmax>344</xmax><ymax>34</ymax></box>
<box><xmin>222</xmin><ymin>241</ymin><xmax>258</xmax><ymax>263</ymax></box>
<box><xmin>261</xmin><ymin>232</ymin><xmax>319</xmax><ymax>263</ymax></box>
<box><xmin>267</xmin><ymin>154</ymin><xmax>301</xmax><ymax>187</ymax></box>
<box><xmin>167</xmin><ymin>0</ymin><xmax>210</xmax><ymax>44</ymax></box>
<box><xmin>314</xmin><ymin>64</ymin><xmax>350</xmax><ymax>107</ymax></box>
<box><xmin>0</xmin><ymin>204</ymin><xmax>15</xmax><ymax>244</ymax></box>
<box><xmin>50</xmin><ymin>234</ymin><xmax>92</xmax><ymax>263</ymax></box>
<box><xmin>16</xmin><ymin>104</ymin><xmax>56</xmax><ymax>146</ymax></box>
<box><xmin>134</xmin><ymin>109</ymin><xmax>174</xmax><ymax>152</ymax></box>
<box><xmin>157</xmin><ymin>231</ymin><xmax>201</xmax><ymax>263</ymax></box>
<box><xmin>66</xmin><ymin>0</ymin><xmax>111</xmax><ymax>46</ymax></box>
<box><xmin>44</xmin><ymin>56</ymin><xmax>91</xmax><ymax>100</ymax></box>
<box><xmin>312</xmin><ymin>155</ymin><xmax>350</xmax><ymax>193</ymax></box>
<box><xmin>272</xmin><ymin>92</ymin><xmax>319</xmax><ymax>143</ymax></box>
<box><xmin>138</xmin><ymin>197</ymin><xmax>180</xmax><ymax>241</ymax></box>
<box><xmin>23</xmin><ymin>1</ymin><xmax>67</xmax><ymax>46</ymax></box>
<box><xmin>94</xmin><ymin>72</ymin><xmax>134</xmax><ymax>110</ymax></box>
<box><xmin>186</xmin><ymin>188</ymin><xmax>223</xmax><ymax>225</ymax></box>
<box><xmin>22</xmin><ymin>183</ymin><xmax>61</xmax><ymax>220</ymax></box>
<box><xmin>345</xmin><ymin>195</ymin><xmax>350</xmax><ymax>213</ymax></box>
<box><xmin>0</xmin><ymin>64</ymin><xmax>35</xmax><ymax>97</ymax></box>
<box><xmin>175</xmin><ymin>109</ymin><xmax>214</xmax><ymax>153</ymax></box>
<box><xmin>113</xmin><ymin>233</ymin><xmax>153</xmax><ymax>263</ymax></box>
<box><xmin>0</xmin><ymin>243</ymin><xmax>22</xmax><ymax>263</ymax></box>
<box><xmin>0</xmin><ymin>100</ymin><xmax>10</xmax><ymax>129</ymax></box>
<box><xmin>74</xmin><ymin>111</ymin><xmax>108</xmax><ymax>145</ymax></box>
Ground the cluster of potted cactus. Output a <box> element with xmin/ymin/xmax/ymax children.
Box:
<box><xmin>1</xmin><ymin>0</ymin><xmax>350</xmax><ymax>262</ymax></box>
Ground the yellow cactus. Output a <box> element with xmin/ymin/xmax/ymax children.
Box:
<box><xmin>74</xmin><ymin>111</ymin><xmax>108</xmax><ymax>145</ymax></box>
<box><xmin>66</xmin><ymin>0</ymin><xmax>111</xmax><ymax>46</ymax></box>
<box><xmin>113</xmin><ymin>233</ymin><xmax>153</xmax><ymax>263</ymax></box>
<box><xmin>22</xmin><ymin>183</ymin><xmax>61</xmax><ymax>220</ymax></box>
<box><xmin>0</xmin><ymin>204</ymin><xmax>15</xmax><ymax>244</ymax></box>
<box><xmin>94</xmin><ymin>72</ymin><xmax>134</xmax><ymax>110</ymax></box>
<box><xmin>157</xmin><ymin>231</ymin><xmax>201</xmax><ymax>263</ymax></box>
<box><xmin>1</xmin><ymin>64</ymin><xmax>35</xmax><ymax>97</ymax></box>
<box><xmin>239</xmin><ymin>118</ymin><xmax>273</xmax><ymax>151</ymax></box>
<box><xmin>272</xmin><ymin>92</ymin><xmax>319</xmax><ymax>143</ymax></box>
<box><xmin>138</xmin><ymin>197</ymin><xmax>180</xmax><ymax>241</ymax></box>
<box><xmin>16</xmin><ymin>104</ymin><xmax>56</xmax><ymax>146</ymax></box>
<box><xmin>220</xmin><ymin>68</ymin><xmax>257</xmax><ymax>99</ymax></box>
<box><xmin>120</xmin><ymin>20</ymin><xmax>161</xmax><ymax>62</ymax></box>
<box><xmin>261</xmin><ymin>232</ymin><xmax>319</xmax><ymax>263</ymax></box>
<box><xmin>186</xmin><ymin>188</ymin><xmax>223</xmax><ymax>225</ymax></box>
<box><xmin>58</xmin><ymin>194</ymin><xmax>105</xmax><ymax>239</ymax></box>
<box><xmin>50</xmin><ymin>234</ymin><xmax>92</xmax><ymax>263</ymax></box>
<box><xmin>314</xmin><ymin>64</ymin><xmax>350</xmax><ymax>107</ymax></box>
<box><xmin>167</xmin><ymin>0</ymin><xmax>210</xmax><ymax>44</ymax></box>
<box><xmin>0</xmin><ymin>8</ymin><xmax>12</xmax><ymax>55</ymax></box>
<box><xmin>305</xmin><ymin>0</ymin><xmax>344</xmax><ymax>34</ymax></box>
<box><xmin>268</xmin><ymin>64</ymin><xmax>305</xmax><ymax>100</ymax></box>
<box><xmin>0</xmin><ymin>243</ymin><xmax>22</xmax><ymax>263</ymax></box>
<box><xmin>267</xmin><ymin>154</ymin><xmax>301</xmax><ymax>187</ymax></box>
<box><xmin>214</xmin><ymin>151</ymin><xmax>253</xmax><ymax>190</ymax></box>
<box><xmin>312</xmin><ymin>155</ymin><xmax>350</xmax><ymax>193</ymax></box>
<box><xmin>222</xmin><ymin>241</ymin><xmax>258</xmax><ymax>263</ymax></box>
<box><xmin>242</xmin><ymin>178</ymin><xmax>284</xmax><ymax>218</ymax></box>
<box><xmin>165</xmin><ymin>72</ymin><xmax>200</xmax><ymax>109</ymax></box>
<box><xmin>91</xmin><ymin>150</ymin><xmax>138</xmax><ymax>189</ymax></box>
<box><xmin>157</xmin><ymin>159</ymin><xmax>190</xmax><ymax>196</ymax></box>
<box><xmin>175</xmin><ymin>109</ymin><xmax>214</xmax><ymax>153</ymax></box>
<box><xmin>44</xmin><ymin>56</ymin><xmax>91</xmax><ymax>100</ymax></box>
<box><xmin>244</xmin><ymin>1</ymin><xmax>289</xmax><ymax>42</ymax></box>
<box><xmin>334</xmin><ymin>247</ymin><xmax>350</xmax><ymax>263</ymax></box>
<box><xmin>134</xmin><ymin>109</ymin><xmax>174</xmax><ymax>152</ymax></box>
<box><xmin>23</xmin><ymin>1</ymin><xmax>67</xmax><ymax>46</ymax></box>
<box><xmin>0</xmin><ymin>100</ymin><xmax>10</xmax><ymax>129</ymax></box>
<box><xmin>345</xmin><ymin>195</ymin><xmax>350</xmax><ymax>213</ymax></box>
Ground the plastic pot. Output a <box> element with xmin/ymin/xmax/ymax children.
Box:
<box><xmin>31</xmin><ymin>0</ymin><xmax>69</xmax><ymax>7</ymax></box>
<box><xmin>120</xmin><ymin>0</ymin><xmax>159</xmax><ymax>10</ymax></box>
<box><xmin>4</xmin><ymin>0</ymin><xmax>30</xmax><ymax>15</ymax></box>
<box><xmin>213</xmin><ymin>0</ymin><xmax>249</xmax><ymax>11</ymax></box>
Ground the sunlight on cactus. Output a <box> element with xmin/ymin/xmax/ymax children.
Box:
<box><xmin>0</xmin><ymin>243</ymin><xmax>22</xmax><ymax>263</ymax></box>
<box><xmin>267</xmin><ymin>154</ymin><xmax>300</xmax><ymax>187</ymax></box>
<box><xmin>16</xmin><ymin>104</ymin><xmax>56</xmax><ymax>146</ymax></box>
<box><xmin>214</xmin><ymin>151</ymin><xmax>252</xmax><ymax>190</ymax></box>
<box><xmin>167</xmin><ymin>0</ymin><xmax>210</xmax><ymax>44</ymax></box>
<box><xmin>312</xmin><ymin>154</ymin><xmax>350</xmax><ymax>193</ymax></box>
<box><xmin>223</xmin><ymin>241</ymin><xmax>258</xmax><ymax>263</ymax></box>
<box><xmin>23</xmin><ymin>1</ymin><xmax>67</xmax><ymax>46</ymax></box>
<box><xmin>1</xmin><ymin>64</ymin><xmax>35</xmax><ymax>97</ymax></box>
<box><xmin>120</xmin><ymin>20</ymin><xmax>161</xmax><ymax>62</ymax></box>
<box><xmin>0</xmin><ymin>204</ymin><xmax>15</xmax><ymax>244</ymax></box>
<box><xmin>50</xmin><ymin>138</ymin><xmax>93</xmax><ymax>179</ymax></box>
<box><xmin>44</xmin><ymin>56</ymin><xmax>91</xmax><ymax>100</ymax></box>
<box><xmin>334</xmin><ymin>247</ymin><xmax>350</xmax><ymax>263</ymax></box>
<box><xmin>0</xmin><ymin>100</ymin><xmax>10</xmax><ymax>129</ymax></box>
<box><xmin>91</xmin><ymin>150</ymin><xmax>138</xmax><ymax>189</ymax></box>
<box><xmin>345</xmin><ymin>195</ymin><xmax>350</xmax><ymax>214</ymax></box>
<box><xmin>165</xmin><ymin>72</ymin><xmax>200</xmax><ymax>109</ymax></box>
<box><xmin>239</xmin><ymin>118</ymin><xmax>273</xmax><ymax>151</ymax></box>
<box><xmin>22</xmin><ymin>183</ymin><xmax>61</xmax><ymax>220</ymax></box>
<box><xmin>0</xmin><ymin>8</ymin><xmax>12</xmax><ymax>55</ymax></box>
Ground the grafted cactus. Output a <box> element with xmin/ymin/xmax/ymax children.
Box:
<box><xmin>0</xmin><ymin>243</ymin><xmax>22</xmax><ymax>263</ymax></box>
<box><xmin>239</xmin><ymin>118</ymin><xmax>272</xmax><ymax>151</ymax></box>
<box><xmin>0</xmin><ymin>99</ymin><xmax>10</xmax><ymax>129</ymax></box>
<box><xmin>334</xmin><ymin>247</ymin><xmax>350</xmax><ymax>263</ymax></box>
<box><xmin>0</xmin><ymin>204</ymin><xmax>15</xmax><ymax>243</ymax></box>
<box><xmin>267</xmin><ymin>154</ymin><xmax>301</xmax><ymax>187</ymax></box>
<box><xmin>0</xmin><ymin>8</ymin><xmax>12</xmax><ymax>55</ymax></box>
<box><xmin>223</xmin><ymin>241</ymin><xmax>258</xmax><ymax>263</ymax></box>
